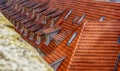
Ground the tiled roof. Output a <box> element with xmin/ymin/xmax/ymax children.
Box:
<box><xmin>68</xmin><ymin>21</ymin><xmax>120</xmax><ymax>71</ymax></box>
<box><xmin>0</xmin><ymin>0</ymin><xmax>120</xmax><ymax>71</ymax></box>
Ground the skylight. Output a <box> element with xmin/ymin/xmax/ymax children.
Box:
<box><xmin>72</xmin><ymin>16</ymin><xmax>78</xmax><ymax>24</ymax></box>
<box><xmin>67</xmin><ymin>32</ymin><xmax>78</xmax><ymax>46</ymax></box>
<box><xmin>99</xmin><ymin>16</ymin><xmax>105</xmax><ymax>21</ymax></box>
<box><xmin>64</xmin><ymin>10</ymin><xmax>73</xmax><ymax>20</ymax></box>
<box><xmin>97</xmin><ymin>0</ymin><xmax>120</xmax><ymax>2</ymax></box>
<box><xmin>109</xmin><ymin>0</ymin><xmax>120</xmax><ymax>2</ymax></box>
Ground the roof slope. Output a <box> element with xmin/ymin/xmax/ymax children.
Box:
<box><xmin>44</xmin><ymin>25</ymin><xmax>82</xmax><ymax>71</ymax></box>
<box><xmin>39</xmin><ymin>0</ymin><xmax>120</xmax><ymax>54</ymax></box>
<box><xmin>68</xmin><ymin>21</ymin><xmax>120</xmax><ymax>71</ymax></box>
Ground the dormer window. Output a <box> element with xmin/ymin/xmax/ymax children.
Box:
<box><xmin>50</xmin><ymin>10</ymin><xmax>65</xmax><ymax>27</ymax></box>
<box><xmin>29</xmin><ymin>32</ymin><xmax>35</xmax><ymax>40</ymax></box>
<box><xmin>20</xmin><ymin>27</ymin><xmax>24</xmax><ymax>33</ymax></box>
<box><xmin>51</xmin><ymin>18</ymin><xmax>55</xmax><ymax>27</ymax></box>
<box><xmin>44</xmin><ymin>15</ymin><xmax>49</xmax><ymax>24</ymax></box>
<box><xmin>32</xmin><ymin>10</ymin><xmax>35</xmax><ymax>17</ymax></box>
<box><xmin>36</xmin><ymin>13</ymin><xmax>42</xmax><ymax>21</ymax></box>
<box><xmin>44</xmin><ymin>27</ymin><xmax>62</xmax><ymax>46</ymax></box>
<box><xmin>44</xmin><ymin>16</ymin><xmax>47</xmax><ymax>24</ymax></box>
<box><xmin>36</xmin><ymin>35</ymin><xmax>41</xmax><ymax>45</ymax></box>
<box><xmin>50</xmin><ymin>16</ymin><xmax>60</xmax><ymax>27</ymax></box>
<box><xmin>23</xmin><ymin>29</ymin><xmax>28</xmax><ymax>37</ymax></box>
<box><xmin>44</xmin><ymin>35</ymin><xmax>51</xmax><ymax>45</ymax></box>
<box><xmin>41</xmin><ymin>15</ymin><xmax>47</xmax><ymax>24</ymax></box>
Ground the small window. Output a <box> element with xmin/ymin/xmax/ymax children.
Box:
<box><xmin>72</xmin><ymin>16</ymin><xmax>79</xmax><ymax>24</ymax></box>
<box><xmin>64</xmin><ymin>10</ymin><xmax>73</xmax><ymax>20</ymax></box>
<box><xmin>78</xmin><ymin>14</ymin><xmax>86</xmax><ymax>25</ymax></box>
<box><xmin>67</xmin><ymin>32</ymin><xmax>78</xmax><ymax>46</ymax></box>
<box><xmin>20</xmin><ymin>27</ymin><xmax>24</xmax><ymax>33</ymax></box>
<box><xmin>44</xmin><ymin>16</ymin><xmax>47</xmax><ymax>24</ymax></box>
<box><xmin>29</xmin><ymin>32</ymin><xmax>35</xmax><ymax>40</ymax></box>
<box><xmin>23</xmin><ymin>29</ymin><xmax>28</xmax><ymax>37</ymax></box>
<box><xmin>41</xmin><ymin>15</ymin><xmax>47</xmax><ymax>24</ymax></box>
<box><xmin>99</xmin><ymin>16</ymin><xmax>105</xmax><ymax>21</ymax></box>
<box><xmin>36</xmin><ymin>35</ymin><xmax>41</xmax><ymax>45</ymax></box>
<box><xmin>44</xmin><ymin>35</ymin><xmax>52</xmax><ymax>46</ymax></box>
<box><xmin>36</xmin><ymin>13</ymin><xmax>42</xmax><ymax>21</ymax></box>
<box><xmin>32</xmin><ymin>10</ymin><xmax>35</xmax><ymax>17</ymax></box>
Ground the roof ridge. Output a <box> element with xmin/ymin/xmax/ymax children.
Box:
<box><xmin>67</xmin><ymin>22</ymin><xmax>87</xmax><ymax>71</ymax></box>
